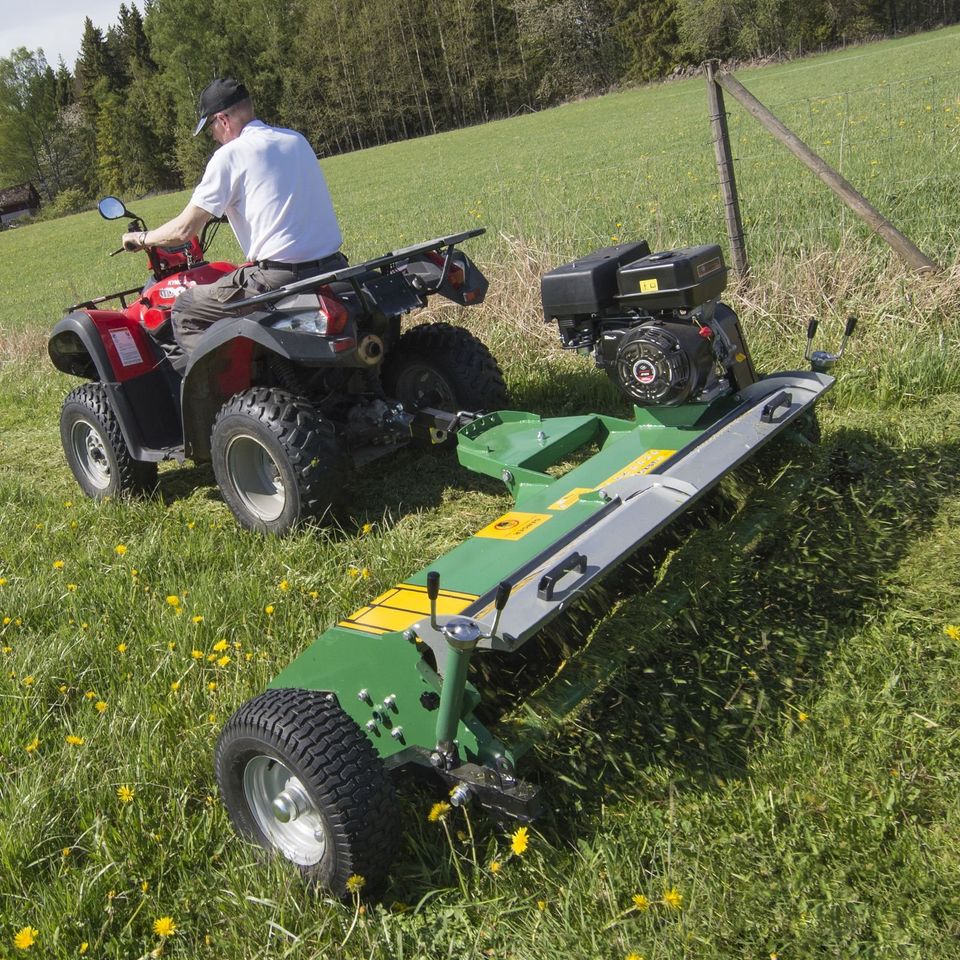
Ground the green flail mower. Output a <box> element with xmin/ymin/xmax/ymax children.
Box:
<box><xmin>214</xmin><ymin>239</ymin><xmax>855</xmax><ymax>894</ymax></box>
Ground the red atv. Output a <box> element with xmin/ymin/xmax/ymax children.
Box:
<box><xmin>49</xmin><ymin>197</ymin><xmax>506</xmax><ymax>534</ymax></box>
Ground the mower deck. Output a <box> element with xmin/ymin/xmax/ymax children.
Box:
<box><xmin>268</xmin><ymin>371</ymin><xmax>832</xmax><ymax>819</ymax></box>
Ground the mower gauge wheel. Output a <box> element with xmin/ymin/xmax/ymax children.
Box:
<box><xmin>60</xmin><ymin>383</ymin><xmax>157</xmax><ymax>498</ymax></box>
<box><xmin>215</xmin><ymin>689</ymin><xmax>398</xmax><ymax>895</ymax></box>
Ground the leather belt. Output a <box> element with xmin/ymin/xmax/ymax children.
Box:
<box><xmin>256</xmin><ymin>253</ymin><xmax>345</xmax><ymax>272</ymax></box>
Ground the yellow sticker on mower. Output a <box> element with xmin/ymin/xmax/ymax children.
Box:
<box><xmin>548</xmin><ymin>449</ymin><xmax>676</xmax><ymax>510</ymax></box>
<box><xmin>639</xmin><ymin>278</ymin><xmax>660</xmax><ymax>293</ymax></box>
<box><xmin>475</xmin><ymin>511</ymin><xmax>552</xmax><ymax>541</ymax></box>
<box><xmin>338</xmin><ymin>583</ymin><xmax>478</xmax><ymax>635</ymax></box>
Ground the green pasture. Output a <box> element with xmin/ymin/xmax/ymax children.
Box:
<box><xmin>1</xmin><ymin>26</ymin><xmax>960</xmax><ymax>959</ymax></box>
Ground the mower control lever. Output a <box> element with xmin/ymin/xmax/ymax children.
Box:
<box><xmin>805</xmin><ymin>315</ymin><xmax>858</xmax><ymax>373</ymax></box>
<box><xmin>489</xmin><ymin>581</ymin><xmax>513</xmax><ymax>639</ymax></box>
<box><xmin>427</xmin><ymin>570</ymin><xmax>440</xmax><ymax>629</ymax></box>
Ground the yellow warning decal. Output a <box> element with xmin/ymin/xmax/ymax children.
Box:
<box><xmin>338</xmin><ymin>583</ymin><xmax>478</xmax><ymax>635</ymax></box>
<box><xmin>548</xmin><ymin>450</ymin><xmax>676</xmax><ymax>510</ymax></box>
<box><xmin>639</xmin><ymin>278</ymin><xmax>660</xmax><ymax>293</ymax></box>
<box><xmin>475</xmin><ymin>511</ymin><xmax>552</xmax><ymax>541</ymax></box>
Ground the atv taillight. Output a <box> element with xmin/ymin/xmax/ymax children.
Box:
<box><xmin>316</xmin><ymin>288</ymin><xmax>349</xmax><ymax>335</ymax></box>
<box><xmin>427</xmin><ymin>251</ymin><xmax>465</xmax><ymax>289</ymax></box>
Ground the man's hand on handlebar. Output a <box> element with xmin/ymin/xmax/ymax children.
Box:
<box><xmin>122</xmin><ymin>230</ymin><xmax>149</xmax><ymax>251</ymax></box>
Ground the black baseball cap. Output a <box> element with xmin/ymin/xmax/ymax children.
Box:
<box><xmin>193</xmin><ymin>78</ymin><xmax>250</xmax><ymax>136</ymax></box>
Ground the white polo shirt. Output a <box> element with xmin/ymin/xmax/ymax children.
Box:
<box><xmin>191</xmin><ymin>119</ymin><xmax>342</xmax><ymax>263</ymax></box>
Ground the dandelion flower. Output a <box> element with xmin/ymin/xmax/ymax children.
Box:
<box><xmin>170</xmin><ymin>681</ymin><xmax>180</xmax><ymax>692</ymax></box>
<box><xmin>212</xmin><ymin>639</ymin><xmax>228</xmax><ymax>652</ymax></box>
<box><xmin>632</xmin><ymin>893</ymin><xmax>650</xmax><ymax>911</ymax></box>
<box><xmin>663</xmin><ymin>887</ymin><xmax>683</xmax><ymax>910</ymax></box>
<box><xmin>84</xmin><ymin>690</ymin><xmax>96</xmax><ymax>700</ymax></box>
<box><xmin>348</xmin><ymin>567</ymin><xmax>360</xmax><ymax>578</ymax></box>
<box><xmin>117</xmin><ymin>643</ymin><xmax>127</xmax><ymax>654</ymax></box>
<box><xmin>0</xmin><ymin>577</ymin><xmax>6</xmax><ymax>585</ymax></box>
<box><xmin>345</xmin><ymin>874</ymin><xmax>366</xmax><ymax>894</ymax></box>
<box><xmin>22</xmin><ymin>675</ymin><xmax>34</xmax><ymax>687</ymax></box>
<box><xmin>361</xmin><ymin>523</ymin><xmax>373</xmax><ymax>535</ymax></box>
<box><xmin>361</xmin><ymin>568</ymin><xmax>370</xmax><ymax>579</ymax></box>
<box><xmin>165</xmin><ymin>595</ymin><xmax>180</xmax><ymax>607</ymax></box>
<box><xmin>13</xmin><ymin>926</ymin><xmax>38</xmax><ymax>950</ymax></box>
<box><xmin>95</xmin><ymin>701</ymin><xmax>107</xmax><ymax>714</ymax></box>
<box><xmin>797</xmin><ymin>711</ymin><xmax>809</xmax><ymax>724</ymax></box>
<box><xmin>511</xmin><ymin>825</ymin><xmax>529</xmax><ymax>856</ymax></box>
<box><xmin>115</xmin><ymin>545</ymin><xmax>127</xmax><ymax>556</ymax></box>
<box><xmin>53</xmin><ymin>560</ymin><xmax>64</xmax><ymax>569</ymax></box>
<box><xmin>216</xmin><ymin>655</ymin><xmax>231</xmax><ymax>668</ymax></box>
<box><xmin>61</xmin><ymin>847</ymin><xmax>71</xmax><ymax>857</ymax></box>
<box><xmin>537</xmin><ymin>899</ymin><xmax>547</xmax><ymax>911</ymax></box>
<box><xmin>207</xmin><ymin>681</ymin><xmax>217</xmax><ymax>692</ymax></box>
<box><xmin>79</xmin><ymin>943</ymin><xmax>88</xmax><ymax>955</ymax></box>
<box><xmin>428</xmin><ymin>801</ymin><xmax>451</xmax><ymax>822</ymax></box>
<box><xmin>279</xmin><ymin>579</ymin><xmax>289</xmax><ymax>591</ymax></box>
<box><xmin>489</xmin><ymin>860</ymin><xmax>501</xmax><ymax>873</ymax></box>
<box><xmin>65</xmin><ymin>735</ymin><xmax>84</xmax><ymax>746</ymax></box>
<box><xmin>117</xmin><ymin>785</ymin><xmax>135</xmax><ymax>804</ymax></box>
<box><xmin>25</xmin><ymin>737</ymin><xmax>39</xmax><ymax>753</ymax></box>
<box><xmin>264</xmin><ymin>605</ymin><xmax>274</xmax><ymax>615</ymax></box>
<box><xmin>192</xmin><ymin>615</ymin><xmax>204</xmax><ymax>624</ymax></box>
<box><xmin>67</xmin><ymin>583</ymin><xmax>77</xmax><ymax>592</ymax></box>
<box><xmin>152</xmin><ymin>916</ymin><xmax>176</xmax><ymax>938</ymax></box>
<box><xmin>626</xmin><ymin>954</ymin><xmax>645</xmax><ymax>960</ymax></box>
<box><xmin>191</xmin><ymin>649</ymin><xmax>204</xmax><ymax>660</ymax></box>
<box><xmin>944</xmin><ymin>625</ymin><xmax>960</xmax><ymax>641</ymax></box>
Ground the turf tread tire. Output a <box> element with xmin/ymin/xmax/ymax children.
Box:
<box><xmin>382</xmin><ymin>322</ymin><xmax>507</xmax><ymax>412</ymax></box>
<box><xmin>211</xmin><ymin>387</ymin><xmax>346</xmax><ymax>534</ymax></box>
<box><xmin>215</xmin><ymin>688</ymin><xmax>398</xmax><ymax>895</ymax></box>
<box><xmin>60</xmin><ymin>382</ymin><xmax>158</xmax><ymax>498</ymax></box>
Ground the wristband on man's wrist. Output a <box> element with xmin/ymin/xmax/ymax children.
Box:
<box><xmin>139</xmin><ymin>231</ymin><xmax>148</xmax><ymax>247</ymax></box>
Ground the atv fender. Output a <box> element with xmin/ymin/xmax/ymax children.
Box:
<box><xmin>180</xmin><ymin>313</ymin><xmax>360</xmax><ymax>462</ymax></box>
<box><xmin>49</xmin><ymin>312</ymin><xmax>158</xmax><ymax>459</ymax></box>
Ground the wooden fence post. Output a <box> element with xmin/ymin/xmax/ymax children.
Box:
<box><xmin>705</xmin><ymin>60</ymin><xmax>749</xmax><ymax>277</ymax></box>
<box><xmin>714</xmin><ymin>68</ymin><xmax>939</xmax><ymax>274</ymax></box>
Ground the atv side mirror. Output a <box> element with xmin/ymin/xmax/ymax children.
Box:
<box><xmin>98</xmin><ymin>196</ymin><xmax>128</xmax><ymax>220</ymax></box>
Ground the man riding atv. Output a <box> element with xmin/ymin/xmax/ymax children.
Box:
<box><xmin>121</xmin><ymin>77</ymin><xmax>347</xmax><ymax>370</ymax></box>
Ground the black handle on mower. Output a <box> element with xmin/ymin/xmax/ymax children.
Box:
<box><xmin>760</xmin><ymin>391</ymin><xmax>793</xmax><ymax>424</ymax></box>
<box><xmin>537</xmin><ymin>552</ymin><xmax>588</xmax><ymax>601</ymax></box>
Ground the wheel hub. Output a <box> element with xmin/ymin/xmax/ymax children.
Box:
<box><xmin>224</xmin><ymin>435</ymin><xmax>286</xmax><ymax>522</ymax></box>
<box><xmin>71</xmin><ymin>419</ymin><xmax>111</xmax><ymax>489</ymax></box>
<box><xmin>243</xmin><ymin>755</ymin><xmax>327</xmax><ymax>866</ymax></box>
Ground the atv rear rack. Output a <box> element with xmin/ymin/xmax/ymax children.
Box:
<box><xmin>267</xmin><ymin>370</ymin><xmax>832</xmax><ymax>819</ymax></box>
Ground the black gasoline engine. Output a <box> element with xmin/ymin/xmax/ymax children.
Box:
<box><xmin>541</xmin><ymin>241</ymin><xmax>757</xmax><ymax>406</ymax></box>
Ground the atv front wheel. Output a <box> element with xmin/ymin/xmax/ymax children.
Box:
<box><xmin>211</xmin><ymin>387</ymin><xmax>346</xmax><ymax>535</ymax></box>
<box><xmin>381</xmin><ymin>322</ymin><xmax>507</xmax><ymax>414</ymax></box>
<box><xmin>215</xmin><ymin>689</ymin><xmax>398</xmax><ymax>894</ymax></box>
<box><xmin>60</xmin><ymin>383</ymin><xmax>157</xmax><ymax>498</ymax></box>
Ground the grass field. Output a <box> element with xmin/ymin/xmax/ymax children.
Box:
<box><xmin>1</xmin><ymin>26</ymin><xmax>960</xmax><ymax>959</ymax></box>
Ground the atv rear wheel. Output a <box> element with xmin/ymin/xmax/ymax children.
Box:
<box><xmin>211</xmin><ymin>387</ymin><xmax>346</xmax><ymax>535</ymax></box>
<box><xmin>382</xmin><ymin>322</ymin><xmax>507</xmax><ymax>414</ymax></box>
<box><xmin>60</xmin><ymin>383</ymin><xmax>158</xmax><ymax>498</ymax></box>
<box><xmin>215</xmin><ymin>689</ymin><xmax>398</xmax><ymax>894</ymax></box>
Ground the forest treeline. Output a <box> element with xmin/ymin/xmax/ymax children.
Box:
<box><xmin>1</xmin><ymin>0</ymin><xmax>958</xmax><ymax>212</ymax></box>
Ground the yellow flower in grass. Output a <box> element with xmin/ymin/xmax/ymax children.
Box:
<box><xmin>625</xmin><ymin>953</ymin><xmax>645</xmax><ymax>960</ymax></box>
<box><xmin>216</xmin><ymin>656</ymin><xmax>231</xmax><ymax>668</ymax></box>
<box><xmin>79</xmin><ymin>943</ymin><xmax>88</xmax><ymax>955</ymax></box>
<box><xmin>191</xmin><ymin>649</ymin><xmax>204</xmax><ymax>660</ymax></box>
<box><xmin>152</xmin><ymin>916</ymin><xmax>176</xmax><ymax>938</ymax></box>
<box><xmin>511</xmin><ymin>825</ymin><xmax>529</xmax><ymax>856</ymax></box>
<box><xmin>632</xmin><ymin>893</ymin><xmax>650</xmax><ymax>911</ymax></box>
<box><xmin>489</xmin><ymin>860</ymin><xmax>501</xmax><ymax>874</ymax></box>
<box><xmin>207</xmin><ymin>681</ymin><xmax>217</xmax><ymax>692</ymax></box>
<box><xmin>165</xmin><ymin>595</ymin><xmax>180</xmax><ymax>607</ymax></box>
<box><xmin>53</xmin><ymin>560</ymin><xmax>64</xmax><ymax>569</ymax></box>
<box><xmin>663</xmin><ymin>887</ymin><xmax>683</xmax><ymax>910</ymax></box>
<box><xmin>944</xmin><ymin>624</ymin><xmax>960</xmax><ymax>641</ymax></box>
<box><xmin>115</xmin><ymin>544</ymin><xmax>127</xmax><ymax>556</ymax></box>
<box><xmin>61</xmin><ymin>847</ymin><xmax>71</xmax><ymax>857</ymax></box>
<box><xmin>278</xmin><ymin>579</ymin><xmax>289</xmax><ymax>591</ymax></box>
<box><xmin>797</xmin><ymin>711</ymin><xmax>809</xmax><ymax>724</ymax></box>
<box><xmin>264</xmin><ymin>605</ymin><xmax>275</xmax><ymax>615</ymax></box>
<box><xmin>361</xmin><ymin>523</ymin><xmax>373</xmax><ymax>535</ymax></box>
<box><xmin>84</xmin><ymin>690</ymin><xmax>96</xmax><ymax>700</ymax></box>
<box><xmin>117</xmin><ymin>643</ymin><xmax>127</xmax><ymax>654</ymax></box>
<box><xmin>117</xmin><ymin>785</ymin><xmax>135</xmax><ymax>804</ymax></box>
<box><xmin>25</xmin><ymin>737</ymin><xmax>39</xmax><ymax>753</ymax></box>
<box><xmin>428</xmin><ymin>801</ymin><xmax>451</xmax><ymax>822</ymax></box>
<box><xmin>0</xmin><ymin>577</ymin><xmax>7</xmax><ymax>585</ymax></box>
<box><xmin>192</xmin><ymin>615</ymin><xmax>204</xmax><ymax>624</ymax></box>
<box><xmin>537</xmin><ymin>899</ymin><xmax>547</xmax><ymax>911</ymax></box>
<box><xmin>345</xmin><ymin>874</ymin><xmax>365</xmax><ymax>894</ymax></box>
<box><xmin>22</xmin><ymin>676</ymin><xmax>34</xmax><ymax>687</ymax></box>
<box><xmin>212</xmin><ymin>639</ymin><xmax>229</xmax><ymax>652</ymax></box>
<box><xmin>65</xmin><ymin>735</ymin><xmax>84</xmax><ymax>746</ymax></box>
<box><xmin>13</xmin><ymin>926</ymin><xmax>38</xmax><ymax>950</ymax></box>
<box><xmin>67</xmin><ymin>583</ymin><xmax>77</xmax><ymax>592</ymax></box>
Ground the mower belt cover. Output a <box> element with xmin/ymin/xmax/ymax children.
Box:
<box><xmin>267</xmin><ymin>371</ymin><xmax>832</xmax><ymax>817</ymax></box>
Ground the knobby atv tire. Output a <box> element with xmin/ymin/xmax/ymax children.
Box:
<box><xmin>381</xmin><ymin>322</ymin><xmax>507</xmax><ymax>415</ymax></box>
<box><xmin>210</xmin><ymin>387</ymin><xmax>346</xmax><ymax>535</ymax></box>
<box><xmin>60</xmin><ymin>383</ymin><xmax>158</xmax><ymax>499</ymax></box>
<box><xmin>215</xmin><ymin>689</ymin><xmax>398</xmax><ymax>895</ymax></box>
